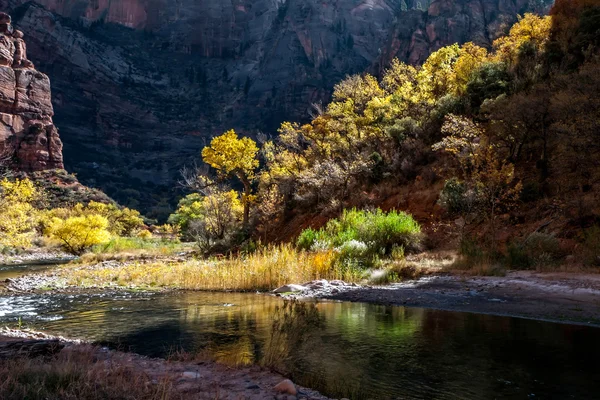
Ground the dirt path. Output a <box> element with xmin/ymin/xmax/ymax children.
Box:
<box><xmin>314</xmin><ymin>271</ymin><xmax>600</xmax><ymax>326</ymax></box>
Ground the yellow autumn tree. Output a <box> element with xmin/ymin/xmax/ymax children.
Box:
<box><xmin>452</xmin><ymin>42</ymin><xmax>489</xmax><ymax>95</ymax></box>
<box><xmin>418</xmin><ymin>44</ymin><xmax>461</xmax><ymax>100</ymax></box>
<box><xmin>202</xmin><ymin>129</ymin><xmax>259</xmax><ymax>228</ymax></box>
<box><xmin>493</xmin><ymin>13</ymin><xmax>552</xmax><ymax>65</ymax></box>
<box><xmin>0</xmin><ymin>178</ymin><xmax>41</xmax><ymax>248</ymax></box>
<box><xmin>44</xmin><ymin>214</ymin><xmax>111</xmax><ymax>255</ymax></box>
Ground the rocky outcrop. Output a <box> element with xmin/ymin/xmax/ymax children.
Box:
<box><xmin>0</xmin><ymin>0</ymin><xmax>551</xmax><ymax>215</ymax></box>
<box><xmin>0</xmin><ymin>12</ymin><xmax>63</xmax><ymax>172</ymax></box>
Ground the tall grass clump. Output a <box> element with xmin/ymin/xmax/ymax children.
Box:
<box><xmin>296</xmin><ymin>208</ymin><xmax>422</xmax><ymax>268</ymax></box>
<box><xmin>65</xmin><ymin>243</ymin><xmax>363</xmax><ymax>291</ymax></box>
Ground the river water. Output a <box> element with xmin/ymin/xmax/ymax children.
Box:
<box><xmin>1</xmin><ymin>287</ymin><xmax>599</xmax><ymax>399</ymax></box>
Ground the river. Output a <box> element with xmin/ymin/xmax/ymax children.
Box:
<box><xmin>1</xmin><ymin>266</ymin><xmax>600</xmax><ymax>399</ymax></box>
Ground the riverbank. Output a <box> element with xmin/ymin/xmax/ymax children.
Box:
<box><xmin>0</xmin><ymin>329</ymin><xmax>331</xmax><ymax>400</ymax></box>
<box><xmin>307</xmin><ymin>271</ymin><xmax>600</xmax><ymax>326</ymax></box>
<box><xmin>3</xmin><ymin>255</ymin><xmax>600</xmax><ymax>326</ymax></box>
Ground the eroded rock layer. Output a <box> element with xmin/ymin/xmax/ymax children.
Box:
<box><xmin>0</xmin><ymin>11</ymin><xmax>63</xmax><ymax>172</ymax></box>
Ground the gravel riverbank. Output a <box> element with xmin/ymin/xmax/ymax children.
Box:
<box><xmin>291</xmin><ymin>272</ymin><xmax>600</xmax><ymax>326</ymax></box>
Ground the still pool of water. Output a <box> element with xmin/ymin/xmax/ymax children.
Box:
<box><xmin>1</xmin><ymin>290</ymin><xmax>599</xmax><ymax>399</ymax></box>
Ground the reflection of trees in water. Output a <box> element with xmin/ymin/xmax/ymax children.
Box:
<box><xmin>262</xmin><ymin>300</ymin><xmax>324</xmax><ymax>374</ymax></box>
<box><xmin>33</xmin><ymin>292</ymin><xmax>600</xmax><ymax>399</ymax></box>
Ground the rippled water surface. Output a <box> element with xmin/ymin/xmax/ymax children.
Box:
<box><xmin>1</xmin><ymin>290</ymin><xmax>600</xmax><ymax>399</ymax></box>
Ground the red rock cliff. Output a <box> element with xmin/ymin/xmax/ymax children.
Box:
<box><xmin>0</xmin><ymin>11</ymin><xmax>63</xmax><ymax>172</ymax></box>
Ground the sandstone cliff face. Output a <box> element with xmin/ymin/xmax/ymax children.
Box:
<box><xmin>0</xmin><ymin>11</ymin><xmax>63</xmax><ymax>172</ymax></box>
<box><xmin>0</xmin><ymin>0</ymin><xmax>551</xmax><ymax>215</ymax></box>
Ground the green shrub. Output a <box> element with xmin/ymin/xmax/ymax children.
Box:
<box><xmin>296</xmin><ymin>208</ymin><xmax>422</xmax><ymax>268</ymax></box>
<box><xmin>583</xmin><ymin>225</ymin><xmax>600</xmax><ymax>266</ymax></box>
<box><xmin>296</xmin><ymin>228</ymin><xmax>319</xmax><ymax>250</ymax></box>
<box><xmin>506</xmin><ymin>232</ymin><xmax>563</xmax><ymax>269</ymax></box>
<box><xmin>439</xmin><ymin>178</ymin><xmax>480</xmax><ymax>215</ymax></box>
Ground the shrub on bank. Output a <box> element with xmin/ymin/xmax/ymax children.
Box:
<box><xmin>296</xmin><ymin>208</ymin><xmax>422</xmax><ymax>268</ymax></box>
<box><xmin>506</xmin><ymin>232</ymin><xmax>564</xmax><ymax>270</ymax></box>
<box><xmin>44</xmin><ymin>215</ymin><xmax>111</xmax><ymax>255</ymax></box>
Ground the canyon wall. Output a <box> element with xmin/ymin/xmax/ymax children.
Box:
<box><xmin>0</xmin><ymin>11</ymin><xmax>63</xmax><ymax>172</ymax></box>
<box><xmin>0</xmin><ymin>0</ymin><xmax>552</xmax><ymax>215</ymax></box>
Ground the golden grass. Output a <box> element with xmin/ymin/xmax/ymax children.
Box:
<box><xmin>0</xmin><ymin>346</ymin><xmax>174</xmax><ymax>400</ymax></box>
<box><xmin>65</xmin><ymin>244</ymin><xmax>364</xmax><ymax>291</ymax></box>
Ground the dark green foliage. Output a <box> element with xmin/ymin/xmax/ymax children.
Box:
<box><xmin>385</xmin><ymin>117</ymin><xmax>419</xmax><ymax>143</ymax></box>
<box><xmin>582</xmin><ymin>225</ymin><xmax>600</xmax><ymax>266</ymax></box>
<box><xmin>439</xmin><ymin>178</ymin><xmax>482</xmax><ymax>215</ymax></box>
<box><xmin>466</xmin><ymin>62</ymin><xmax>511</xmax><ymax>108</ymax></box>
<box><xmin>506</xmin><ymin>233</ymin><xmax>564</xmax><ymax>269</ymax></box>
<box><xmin>520</xmin><ymin>181</ymin><xmax>542</xmax><ymax>203</ymax></box>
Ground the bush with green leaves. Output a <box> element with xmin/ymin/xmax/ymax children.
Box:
<box><xmin>582</xmin><ymin>225</ymin><xmax>600</xmax><ymax>266</ymax></box>
<box><xmin>296</xmin><ymin>208</ymin><xmax>421</xmax><ymax>268</ymax></box>
<box><xmin>506</xmin><ymin>232</ymin><xmax>564</xmax><ymax>269</ymax></box>
<box><xmin>439</xmin><ymin>178</ymin><xmax>481</xmax><ymax>215</ymax></box>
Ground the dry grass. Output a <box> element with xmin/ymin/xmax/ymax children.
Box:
<box><xmin>368</xmin><ymin>251</ymin><xmax>455</xmax><ymax>284</ymax></box>
<box><xmin>65</xmin><ymin>244</ymin><xmax>364</xmax><ymax>291</ymax></box>
<box><xmin>0</xmin><ymin>346</ymin><xmax>174</xmax><ymax>400</ymax></box>
<box><xmin>74</xmin><ymin>240</ymin><xmax>193</xmax><ymax>265</ymax></box>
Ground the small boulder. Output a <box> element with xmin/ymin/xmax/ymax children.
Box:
<box><xmin>181</xmin><ymin>371</ymin><xmax>200</xmax><ymax>379</ymax></box>
<box><xmin>274</xmin><ymin>379</ymin><xmax>297</xmax><ymax>395</ymax></box>
<box><xmin>273</xmin><ymin>284</ymin><xmax>308</xmax><ymax>294</ymax></box>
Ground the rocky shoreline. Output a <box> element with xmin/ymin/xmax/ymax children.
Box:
<box><xmin>281</xmin><ymin>273</ymin><xmax>600</xmax><ymax>327</ymax></box>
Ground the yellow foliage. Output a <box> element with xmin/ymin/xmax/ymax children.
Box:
<box><xmin>43</xmin><ymin>201</ymin><xmax>144</xmax><ymax>236</ymax></box>
<box><xmin>202</xmin><ymin>129</ymin><xmax>259</xmax><ymax>226</ymax></box>
<box><xmin>136</xmin><ymin>229</ymin><xmax>153</xmax><ymax>239</ymax></box>
<box><xmin>45</xmin><ymin>214</ymin><xmax>111</xmax><ymax>255</ymax></box>
<box><xmin>202</xmin><ymin>129</ymin><xmax>259</xmax><ymax>181</ymax></box>
<box><xmin>0</xmin><ymin>178</ymin><xmax>41</xmax><ymax>248</ymax></box>
<box><xmin>418</xmin><ymin>44</ymin><xmax>461</xmax><ymax>100</ymax></box>
<box><xmin>493</xmin><ymin>13</ymin><xmax>552</xmax><ymax>64</ymax></box>
<box><xmin>453</xmin><ymin>42</ymin><xmax>489</xmax><ymax>95</ymax></box>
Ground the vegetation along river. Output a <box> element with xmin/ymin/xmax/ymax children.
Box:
<box><xmin>1</xmin><ymin>271</ymin><xmax>599</xmax><ymax>399</ymax></box>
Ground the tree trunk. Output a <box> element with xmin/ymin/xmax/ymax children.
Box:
<box><xmin>237</xmin><ymin>172</ymin><xmax>252</xmax><ymax>229</ymax></box>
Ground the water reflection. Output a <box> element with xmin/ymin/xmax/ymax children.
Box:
<box><xmin>1</xmin><ymin>291</ymin><xmax>599</xmax><ymax>399</ymax></box>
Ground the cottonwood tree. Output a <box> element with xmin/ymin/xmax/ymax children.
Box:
<box><xmin>202</xmin><ymin>129</ymin><xmax>259</xmax><ymax>229</ymax></box>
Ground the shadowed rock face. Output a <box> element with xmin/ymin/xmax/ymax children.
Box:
<box><xmin>0</xmin><ymin>0</ymin><xmax>552</xmax><ymax>215</ymax></box>
<box><xmin>0</xmin><ymin>11</ymin><xmax>63</xmax><ymax>172</ymax></box>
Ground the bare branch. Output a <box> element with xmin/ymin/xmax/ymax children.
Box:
<box><xmin>308</xmin><ymin>101</ymin><xmax>324</xmax><ymax>119</ymax></box>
